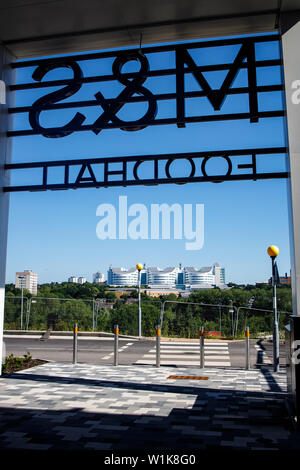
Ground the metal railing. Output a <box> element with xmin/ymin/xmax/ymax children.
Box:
<box><xmin>234</xmin><ymin>305</ymin><xmax>292</xmax><ymax>338</ymax></box>
<box><xmin>159</xmin><ymin>300</ymin><xmax>237</xmax><ymax>337</ymax></box>
<box><xmin>4</xmin><ymin>295</ymin><xmax>100</xmax><ymax>331</ymax></box>
<box><xmin>4</xmin><ymin>294</ymin><xmax>293</xmax><ymax>340</ymax></box>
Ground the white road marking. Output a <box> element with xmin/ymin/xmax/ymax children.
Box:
<box><xmin>136</xmin><ymin>341</ymin><xmax>231</xmax><ymax>367</ymax></box>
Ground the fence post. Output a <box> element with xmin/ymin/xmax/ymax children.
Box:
<box><xmin>156</xmin><ymin>324</ymin><xmax>161</xmax><ymax>367</ymax></box>
<box><xmin>73</xmin><ymin>323</ymin><xmax>78</xmax><ymax>364</ymax></box>
<box><xmin>200</xmin><ymin>326</ymin><xmax>205</xmax><ymax>369</ymax></box>
<box><xmin>114</xmin><ymin>324</ymin><xmax>119</xmax><ymax>366</ymax></box>
<box><xmin>245</xmin><ymin>326</ymin><xmax>250</xmax><ymax>370</ymax></box>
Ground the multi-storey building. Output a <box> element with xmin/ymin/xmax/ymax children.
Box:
<box><xmin>107</xmin><ymin>265</ymin><xmax>148</xmax><ymax>287</ymax></box>
<box><xmin>213</xmin><ymin>263</ymin><xmax>226</xmax><ymax>285</ymax></box>
<box><xmin>184</xmin><ymin>266</ymin><xmax>215</xmax><ymax>286</ymax></box>
<box><xmin>93</xmin><ymin>272</ymin><xmax>105</xmax><ymax>284</ymax></box>
<box><xmin>107</xmin><ymin>264</ymin><xmax>226</xmax><ymax>288</ymax></box>
<box><xmin>15</xmin><ymin>270</ymin><xmax>38</xmax><ymax>295</ymax></box>
<box><xmin>147</xmin><ymin>267</ymin><xmax>182</xmax><ymax>287</ymax></box>
<box><xmin>68</xmin><ymin>276</ymin><xmax>86</xmax><ymax>284</ymax></box>
<box><xmin>107</xmin><ymin>267</ymin><xmax>138</xmax><ymax>286</ymax></box>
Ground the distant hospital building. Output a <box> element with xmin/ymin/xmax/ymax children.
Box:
<box><xmin>15</xmin><ymin>270</ymin><xmax>38</xmax><ymax>295</ymax></box>
<box><xmin>107</xmin><ymin>263</ymin><xmax>225</xmax><ymax>289</ymax></box>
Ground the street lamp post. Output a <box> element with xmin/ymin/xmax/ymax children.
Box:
<box><xmin>136</xmin><ymin>263</ymin><xmax>143</xmax><ymax>337</ymax></box>
<box><xmin>267</xmin><ymin>245</ymin><xmax>280</xmax><ymax>373</ymax></box>
<box><xmin>229</xmin><ymin>299</ymin><xmax>234</xmax><ymax>337</ymax></box>
<box><xmin>92</xmin><ymin>295</ymin><xmax>96</xmax><ymax>331</ymax></box>
<box><xmin>18</xmin><ymin>275</ymin><xmax>25</xmax><ymax>331</ymax></box>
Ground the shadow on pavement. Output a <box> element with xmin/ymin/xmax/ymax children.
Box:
<box><xmin>0</xmin><ymin>370</ymin><xmax>298</xmax><ymax>450</ymax></box>
<box><xmin>254</xmin><ymin>340</ymin><xmax>283</xmax><ymax>393</ymax></box>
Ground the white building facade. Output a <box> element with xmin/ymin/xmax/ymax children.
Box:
<box><xmin>93</xmin><ymin>272</ymin><xmax>105</xmax><ymax>284</ymax></box>
<box><xmin>107</xmin><ymin>264</ymin><xmax>225</xmax><ymax>288</ymax></box>
<box><xmin>107</xmin><ymin>267</ymin><xmax>139</xmax><ymax>286</ymax></box>
<box><xmin>184</xmin><ymin>267</ymin><xmax>215</xmax><ymax>285</ymax></box>
<box><xmin>68</xmin><ymin>276</ymin><xmax>86</xmax><ymax>284</ymax></box>
<box><xmin>147</xmin><ymin>267</ymin><xmax>182</xmax><ymax>287</ymax></box>
<box><xmin>15</xmin><ymin>270</ymin><xmax>38</xmax><ymax>295</ymax></box>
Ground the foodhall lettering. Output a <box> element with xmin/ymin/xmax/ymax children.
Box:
<box><xmin>4</xmin><ymin>148</ymin><xmax>288</xmax><ymax>193</ymax></box>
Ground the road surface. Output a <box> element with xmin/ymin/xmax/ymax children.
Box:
<box><xmin>3</xmin><ymin>334</ymin><xmax>286</xmax><ymax>369</ymax></box>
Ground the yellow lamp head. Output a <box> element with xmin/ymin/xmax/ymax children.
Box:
<box><xmin>267</xmin><ymin>245</ymin><xmax>279</xmax><ymax>258</ymax></box>
<box><xmin>136</xmin><ymin>263</ymin><xmax>143</xmax><ymax>271</ymax></box>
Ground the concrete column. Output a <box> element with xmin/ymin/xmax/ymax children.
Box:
<box><xmin>0</xmin><ymin>46</ymin><xmax>16</xmax><ymax>375</ymax></box>
<box><xmin>280</xmin><ymin>12</ymin><xmax>300</xmax><ymax>318</ymax></box>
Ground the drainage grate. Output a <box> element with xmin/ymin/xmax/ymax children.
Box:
<box><xmin>167</xmin><ymin>375</ymin><xmax>209</xmax><ymax>380</ymax></box>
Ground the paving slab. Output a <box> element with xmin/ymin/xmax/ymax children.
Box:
<box><xmin>0</xmin><ymin>362</ymin><xmax>299</xmax><ymax>450</ymax></box>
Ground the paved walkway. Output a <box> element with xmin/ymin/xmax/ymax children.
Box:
<box><xmin>0</xmin><ymin>362</ymin><xmax>299</xmax><ymax>450</ymax></box>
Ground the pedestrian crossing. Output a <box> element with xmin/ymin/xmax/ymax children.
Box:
<box><xmin>136</xmin><ymin>341</ymin><xmax>231</xmax><ymax>367</ymax></box>
<box><xmin>102</xmin><ymin>342</ymin><xmax>134</xmax><ymax>360</ymax></box>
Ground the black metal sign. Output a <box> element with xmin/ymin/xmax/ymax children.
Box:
<box><xmin>4</xmin><ymin>147</ymin><xmax>288</xmax><ymax>192</ymax></box>
<box><xmin>8</xmin><ymin>34</ymin><xmax>283</xmax><ymax>138</ymax></box>
<box><xmin>5</xmin><ymin>34</ymin><xmax>287</xmax><ymax>191</ymax></box>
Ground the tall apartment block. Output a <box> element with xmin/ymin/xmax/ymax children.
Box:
<box><xmin>93</xmin><ymin>272</ymin><xmax>105</xmax><ymax>284</ymax></box>
<box><xmin>15</xmin><ymin>270</ymin><xmax>38</xmax><ymax>295</ymax></box>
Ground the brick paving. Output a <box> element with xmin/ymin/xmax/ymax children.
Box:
<box><xmin>0</xmin><ymin>362</ymin><xmax>299</xmax><ymax>450</ymax></box>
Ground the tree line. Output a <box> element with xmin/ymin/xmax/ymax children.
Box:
<box><xmin>4</xmin><ymin>282</ymin><xmax>292</xmax><ymax>338</ymax></box>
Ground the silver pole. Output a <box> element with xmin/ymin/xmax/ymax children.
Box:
<box><xmin>159</xmin><ymin>301</ymin><xmax>165</xmax><ymax>327</ymax></box>
<box><xmin>73</xmin><ymin>323</ymin><xmax>78</xmax><ymax>364</ymax></box>
<box><xmin>156</xmin><ymin>325</ymin><xmax>161</xmax><ymax>367</ymax></box>
<box><xmin>138</xmin><ymin>271</ymin><xmax>142</xmax><ymax>337</ymax></box>
<box><xmin>20</xmin><ymin>287</ymin><xmax>24</xmax><ymax>331</ymax></box>
<box><xmin>114</xmin><ymin>324</ymin><xmax>119</xmax><ymax>366</ymax></box>
<box><xmin>92</xmin><ymin>299</ymin><xmax>95</xmax><ymax>331</ymax></box>
<box><xmin>229</xmin><ymin>300</ymin><xmax>234</xmax><ymax>337</ymax></box>
<box><xmin>25</xmin><ymin>298</ymin><xmax>31</xmax><ymax>331</ymax></box>
<box><xmin>272</xmin><ymin>257</ymin><xmax>280</xmax><ymax>372</ymax></box>
<box><xmin>245</xmin><ymin>326</ymin><xmax>250</xmax><ymax>370</ymax></box>
<box><xmin>200</xmin><ymin>326</ymin><xmax>205</xmax><ymax>369</ymax></box>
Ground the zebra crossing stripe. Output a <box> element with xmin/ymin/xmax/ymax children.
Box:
<box><xmin>136</xmin><ymin>341</ymin><xmax>231</xmax><ymax>366</ymax></box>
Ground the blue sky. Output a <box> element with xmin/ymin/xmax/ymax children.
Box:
<box><xmin>5</xmin><ymin>33</ymin><xmax>291</xmax><ymax>285</ymax></box>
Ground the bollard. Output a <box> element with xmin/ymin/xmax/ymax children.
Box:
<box><xmin>199</xmin><ymin>326</ymin><xmax>205</xmax><ymax>369</ymax></box>
<box><xmin>245</xmin><ymin>326</ymin><xmax>250</xmax><ymax>370</ymax></box>
<box><xmin>114</xmin><ymin>324</ymin><xmax>119</xmax><ymax>366</ymax></box>
<box><xmin>156</xmin><ymin>325</ymin><xmax>161</xmax><ymax>367</ymax></box>
<box><xmin>73</xmin><ymin>323</ymin><xmax>78</xmax><ymax>364</ymax></box>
